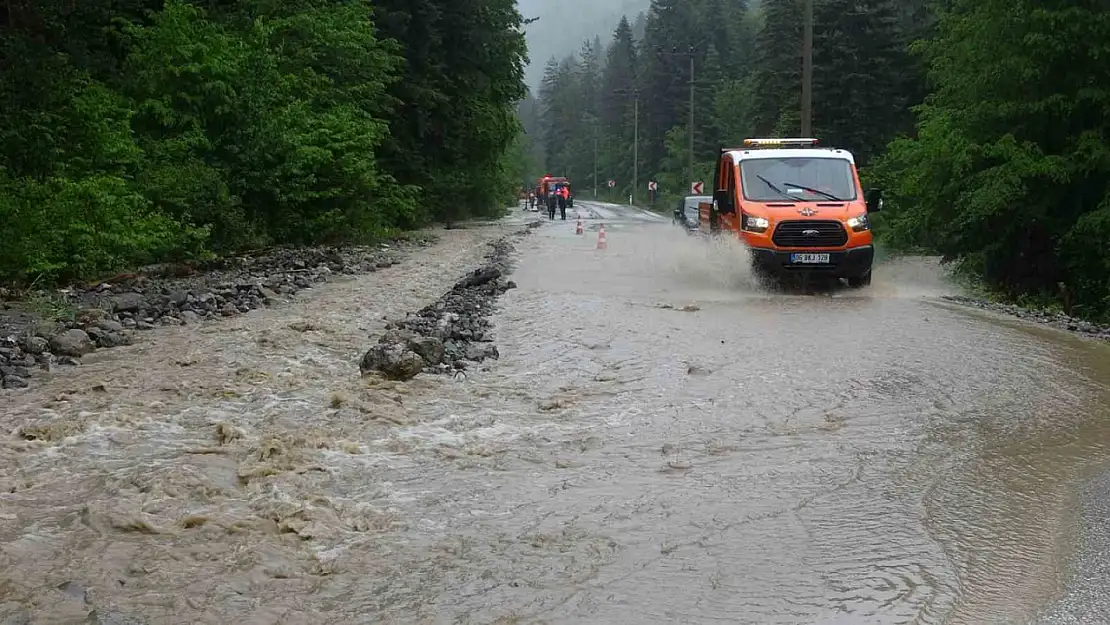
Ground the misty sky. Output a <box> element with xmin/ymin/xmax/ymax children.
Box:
<box><xmin>519</xmin><ymin>0</ymin><xmax>651</xmax><ymax>90</ymax></box>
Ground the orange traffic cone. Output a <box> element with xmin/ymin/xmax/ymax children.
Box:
<box><xmin>575</xmin><ymin>218</ymin><xmax>584</xmax><ymax>235</ymax></box>
<box><xmin>596</xmin><ymin>224</ymin><xmax>607</xmax><ymax>250</ymax></box>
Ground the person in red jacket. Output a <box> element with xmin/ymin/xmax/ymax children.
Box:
<box><xmin>556</xmin><ymin>184</ymin><xmax>569</xmax><ymax>220</ymax></box>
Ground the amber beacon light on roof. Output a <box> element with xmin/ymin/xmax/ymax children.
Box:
<box><xmin>740</xmin><ymin>137</ymin><xmax>821</xmax><ymax>148</ymax></box>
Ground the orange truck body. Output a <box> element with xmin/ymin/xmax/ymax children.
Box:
<box><xmin>538</xmin><ymin>176</ymin><xmax>570</xmax><ymax>196</ymax></box>
<box><xmin>537</xmin><ymin>176</ymin><xmax>574</xmax><ymax>207</ymax></box>
<box><xmin>698</xmin><ymin>138</ymin><xmax>882</xmax><ymax>285</ymax></box>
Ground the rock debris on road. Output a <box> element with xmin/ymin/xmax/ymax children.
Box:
<box><xmin>0</xmin><ymin>241</ymin><xmax>431</xmax><ymax>392</ymax></box>
<box><xmin>0</xmin><ymin>223</ymin><xmax>519</xmax><ymax>625</ymax></box>
<box><xmin>361</xmin><ymin>222</ymin><xmax>541</xmax><ymax>380</ymax></box>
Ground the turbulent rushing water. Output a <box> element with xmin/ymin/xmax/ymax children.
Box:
<box><xmin>3</xmin><ymin>206</ymin><xmax>1110</xmax><ymax>624</ymax></box>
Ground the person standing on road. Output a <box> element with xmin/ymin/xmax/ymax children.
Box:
<box><xmin>546</xmin><ymin>185</ymin><xmax>557</xmax><ymax>219</ymax></box>
<box><xmin>557</xmin><ymin>184</ymin><xmax>568</xmax><ymax>220</ymax></box>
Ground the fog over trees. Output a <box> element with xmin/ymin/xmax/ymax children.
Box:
<box><xmin>519</xmin><ymin>0</ymin><xmax>651</xmax><ymax>88</ymax></box>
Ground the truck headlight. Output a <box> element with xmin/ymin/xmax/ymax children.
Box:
<box><xmin>742</xmin><ymin>214</ymin><xmax>769</xmax><ymax>233</ymax></box>
<box><xmin>847</xmin><ymin>214</ymin><xmax>870</xmax><ymax>232</ymax></box>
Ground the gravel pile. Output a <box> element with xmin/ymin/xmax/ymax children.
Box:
<box><xmin>360</xmin><ymin>222</ymin><xmax>542</xmax><ymax>380</ymax></box>
<box><xmin>942</xmin><ymin>295</ymin><xmax>1110</xmax><ymax>340</ymax></box>
<box><xmin>1</xmin><ymin>240</ymin><xmax>431</xmax><ymax>391</ymax></box>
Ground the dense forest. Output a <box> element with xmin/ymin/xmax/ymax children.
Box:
<box><xmin>518</xmin><ymin>0</ymin><xmax>649</xmax><ymax>88</ymax></box>
<box><xmin>3</xmin><ymin>0</ymin><xmax>1109</xmax><ymax>320</ymax></box>
<box><xmin>0</xmin><ymin>0</ymin><xmax>528</xmax><ymax>285</ymax></box>
<box><xmin>525</xmin><ymin>0</ymin><xmax>924</xmax><ymax>203</ymax></box>
<box><xmin>529</xmin><ymin>0</ymin><xmax>1110</xmax><ymax>319</ymax></box>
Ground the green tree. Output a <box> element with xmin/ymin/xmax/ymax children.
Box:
<box><xmin>812</xmin><ymin>0</ymin><xmax>912</xmax><ymax>165</ymax></box>
<box><xmin>639</xmin><ymin>0</ymin><xmax>701</xmax><ymax>170</ymax></box>
<box><xmin>601</xmin><ymin>16</ymin><xmax>639</xmax><ymax>197</ymax></box>
<box><xmin>748</xmin><ymin>0</ymin><xmax>803</xmax><ymax>136</ymax></box>
<box><xmin>372</xmin><ymin>0</ymin><xmax>528</xmax><ymax>224</ymax></box>
<box><xmin>0</xmin><ymin>0</ymin><xmax>529</xmax><ymax>285</ymax></box>
<box><xmin>871</xmin><ymin>0</ymin><xmax>1110</xmax><ymax>316</ymax></box>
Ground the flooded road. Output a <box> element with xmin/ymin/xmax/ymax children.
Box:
<box><xmin>4</xmin><ymin>203</ymin><xmax>1110</xmax><ymax>623</ymax></box>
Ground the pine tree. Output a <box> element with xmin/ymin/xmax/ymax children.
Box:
<box><xmin>538</xmin><ymin>56</ymin><xmax>583</xmax><ymax>177</ymax></box>
<box><xmin>372</xmin><ymin>0</ymin><xmax>527</xmax><ymax>221</ymax></box>
<box><xmin>748</xmin><ymin>0</ymin><xmax>802</xmax><ymax>136</ymax></box>
<box><xmin>601</xmin><ymin>16</ymin><xmax>639</xmax><ymax>195</ymax></box>
<box><xmin>812</xmin><ymin>0</ymin><xmax>910</xmax><ymax>164</ymax></box>
<box><xmin>723</xmin><ymin>0</ymin><xmax>755</xmax><ymax>72</ymax></box>
<box><xmin>577</xmin><ymin>39</ymin><xmax>604</xmax><ymax>191</ymax></box>
<box><xmin>699</xmin><ymin>0</ymin><xmax>733</xmax><ymax>69</ymax></box>
<box><xmin>639</xmin><ymin>0</ymin><xmax>701</xmax><ymax>173</ymax></box>
<box><xmin>695</xmin><ymin>42</ymin><xmax>725</xmax><ymax>159</ymax></box>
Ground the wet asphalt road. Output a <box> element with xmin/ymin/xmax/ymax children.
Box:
<box><xmin>388</xmin><ymin>200</ymin><xmax>1110</xmax><ymax>623</ymax></box>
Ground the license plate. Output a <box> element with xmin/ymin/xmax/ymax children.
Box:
<box><xmin>790</xmin><ymin>253</ymin><xmax>830</xmax><ymax>264</ymax></box>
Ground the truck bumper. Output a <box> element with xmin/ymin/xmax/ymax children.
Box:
<box><xmin>749</xmin><ymin>245</ymin><xmax>874</xmax><ymax>279</ymax></box>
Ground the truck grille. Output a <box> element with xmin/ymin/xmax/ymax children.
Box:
<box><xmin>771</xmin><ymin>220</ymin><xmax>848</xmax><ymax>248</ymax></box>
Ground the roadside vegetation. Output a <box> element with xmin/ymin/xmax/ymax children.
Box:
<box><xmin>530</xmin><ymin>0</ymin><xmax>1110</xmax><ymax>321</ymax></box>
<box><xmin>0</xmin><ymin>0</ymin><xmax>529</xmax><ymax>287</ymax></box>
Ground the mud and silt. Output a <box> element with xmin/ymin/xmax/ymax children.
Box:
<box><xmin>3</xmin><ymin>209</ymin><xmax>1110</xmax><ymax>623</ymax></box>
<box><xmin>0</xmin><ymin>225</ymin><xmax>518</xmax><ymax>624</ymax></box>
<box><xmin>0</xmin><ymin>241</ymin><xmax>430</xmax><ymax>392</ymax></box>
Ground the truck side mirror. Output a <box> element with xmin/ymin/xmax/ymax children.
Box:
<box><xmin>865</xmin><ymin>188</ymin><xmax>883</xmax><ymax>213</ymax></box>
<box><xmin>714</xmin><ymin>188</ymin><xmax>734</xmax><ymax>214</ymax></box>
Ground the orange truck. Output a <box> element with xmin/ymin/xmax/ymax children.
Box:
<box><xmin>537</xmin><ymin>175</ymin><xmax>574</xmax><ymax>206</ymax></box>
<box><xmin>699</xmin><ymin>137</ymin><xmax>883</xmax><ymax>287</ymax></box>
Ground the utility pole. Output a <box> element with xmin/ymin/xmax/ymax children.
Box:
<box><xmin>594</xmin><ymin>129</ymin><xmax>599</xmax><ymax>199</ymax></box>
<box><xmin>657</xmin><ymin>46</ymin><xmax>698</xmax><ymax>188</ymax></box>
<box><xmin>688</xmin><ymin>54</ymin><xmax>695</xmax><ymax>190</ymax></box>
<box><xmin>801</xmin><ymin>0</ymin><xmax>814</xmax><ymax>136</ymax></box>
<box><xmin>611</xmin><ymin>87</ymin><xmax>641</xmax><ymax>204</ymax></box>
<box><xmin>633</xmin><ymin>90</ymin><xmax>639</xmax><ymax>206</ymax></box>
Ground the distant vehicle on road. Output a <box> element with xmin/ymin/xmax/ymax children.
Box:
<box><xmin>674</xmin><ymin>195</ymin><xmax>711</xmax><ymax>233</ymax></box>
<box><xmin>699</xmin><ymin>137</ymin><xmax>882</xmax><ymax>288</ymax></box>
<box><xmin>537</xmin><ymin>175</ymin><xmax>574</xmax><ymax>209</ymax></box>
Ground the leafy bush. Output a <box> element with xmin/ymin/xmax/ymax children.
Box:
<box><xmin>0</xmin><ymin>0</ymin><xmax>528</xmax><ymax>286</ymax></box>
<box><xmin>0</xmin><ymin>173</ymin><xmax>207</xmax><ymax>283</ymax></box>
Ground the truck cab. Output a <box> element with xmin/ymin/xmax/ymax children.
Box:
<box><xmin>538</xmin><ymin>176</ymin><xmax>574</xmax><ymax>207</ymax></box>
<box><xmin>699</xmin><ymin>138</ymin><xmax>883</xmax><ymax>287</ymax></box>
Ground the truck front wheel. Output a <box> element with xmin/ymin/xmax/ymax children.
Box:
<box><xmin>847</xmin><ymin>271</ymin><xmax>872</xmax><ymax>288</ymax></box>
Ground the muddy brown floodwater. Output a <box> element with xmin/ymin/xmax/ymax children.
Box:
<box><xmin>4</xmin><ymin>204</ymin><xmax>1110</xmax><ymax>624</ymax></box>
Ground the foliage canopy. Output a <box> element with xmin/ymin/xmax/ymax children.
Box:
<box><xmin>0</xmin><ymin>0</ymin><xmax>528</xmax><ymax>284</ymax></box>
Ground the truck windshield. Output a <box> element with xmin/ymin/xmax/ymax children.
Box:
<box><xmin>740</xmin><ymin>157</ymin><xmax>857</xmax><ymax>202</ymax></box>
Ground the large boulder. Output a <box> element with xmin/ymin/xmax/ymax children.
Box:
<box><xmin>49</xmin><ymin>329</ymin><xmax>94</xmax><ymax>357</ymax></box>
<box><xmin>378</xmin><ymin>328</ymin><xmax>419</xmax><ymax>345</ymax></box>
<box><xmin>406</xmin><ymin>336</ymin><xmax>445</xmax><ymax>366</ymax></box>
<box><xmin>19</xmin><ymin>335</ymin><xmax>49</xmax><ymax>355</ymax></box>
<box><xmin>110</xmin><ymin>292</ymin><xmax>147</xmax><ymax>313</ymax></box>
<box><xmin>75</xmin><ymin>307</ymin><xmax>111</xmax><ymax>326</ymax></box>
<box><xmin>2</xmin><ymin>373</ymin><xmax>30</xmax><ymax>389</ymax></box>
<box><xmin>359</xmin><ymin>343</ymin><xmax>425</xmax><ymax>381</ymax></box>
<box><xmin>457</xmin><ymin>266</ymin><xmax>502</xmax><ymax>289</ymax></box>
<box><xmin>465</xmin><ymin>343</ymin><xmax>499</xmax><ymax>362</ymax></box>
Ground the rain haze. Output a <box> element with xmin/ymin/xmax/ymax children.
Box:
<box><xmin>4</xmin><ymin>1</ymin><xmax>1110</xmax><ymax>624</ymax></box>
<box><xmin>519</xmin><ymin>0</ymin><xmax>651</xmax><ymax>88</ymax></box>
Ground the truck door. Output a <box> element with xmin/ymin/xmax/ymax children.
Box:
<box><xmin>720</xmin><ymin>163</ymin><xmax>740</xmax><ymax>233</ymax></box>
<box><xmin>708</xmin><ymin>156</ymin><xmax>724</xmax><ymax>233</ymax></box>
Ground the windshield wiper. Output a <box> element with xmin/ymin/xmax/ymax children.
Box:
<box><xmin>755</xmin><ymin>175</ymin><xmax>797</xmax><ymax>201</ymax></box>
<box><xmin>781</xmin><ymin>182</ymin><xmax>845</xmax><ymax>202</ymax></box>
